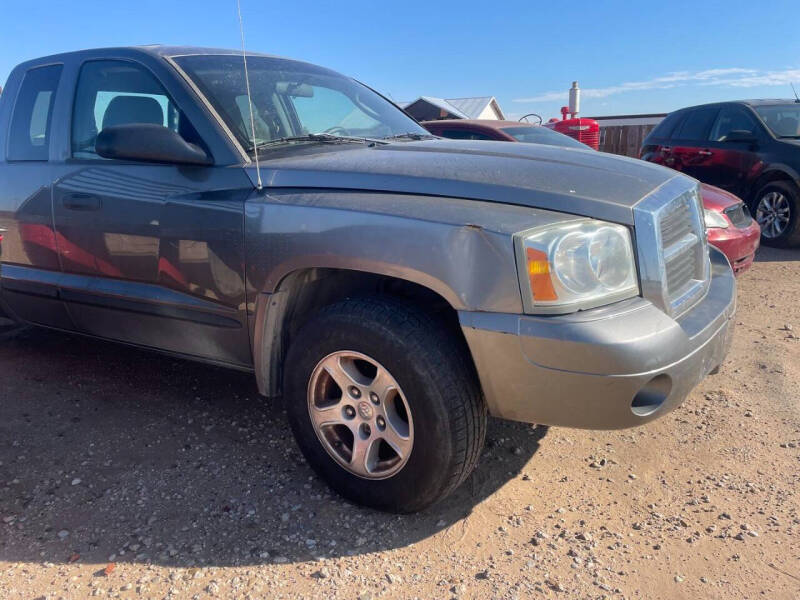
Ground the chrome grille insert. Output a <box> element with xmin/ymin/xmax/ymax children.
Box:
<box><xmin>634</xmin><ymin>178</ymin><xmax>710</xmax><ymax>318</ymax></box>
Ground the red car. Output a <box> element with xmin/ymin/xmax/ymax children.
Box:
<box><xmin>701</xmin><ymin>184</ymin><xmax>760</xmax><ymax>275</ymax></box>
<box><xmin>423</xmin><ymin>119</ymin><xmax>760</xmax><ymax>275</ymax></box>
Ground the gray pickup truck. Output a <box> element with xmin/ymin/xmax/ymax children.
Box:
<box><xmin>0</xmin><ymin>47</ymin><xmax>735</xmax><ymax>512</ymax></box>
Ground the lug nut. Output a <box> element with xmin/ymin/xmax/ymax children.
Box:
<box><xmin>349</xmin><ymin>386</ymin><xmax>361</xmax><ymax>399</ymax></box>
<box><xmin>344</xmin><ymin>405</ymin><xmax>356</xmax><ymax>419</ymax></box>
<box><xmin>370</xmin><ymin>392</ymin><xmax>380</xmax><ymax>405</ymax></box>
<box><xmin>376</xmin><ymin>416</ymin><xmax>386</xmax><ymax>430</ymax></box>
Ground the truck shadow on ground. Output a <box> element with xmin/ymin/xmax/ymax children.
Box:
<box><xmin>0</xmin><ymin>328</ymin><xmax>546</xmax><ymax>567</ymax></box>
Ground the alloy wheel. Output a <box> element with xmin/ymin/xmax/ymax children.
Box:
<box><xmin>756</xmin><ymin>191</ymin><xmax>791</xmax><ymax>238</ymax></box>
<box><xmin>307</xmin><ymin>351</ymin><xmax>414</xmax><ymax>480</ymax></box>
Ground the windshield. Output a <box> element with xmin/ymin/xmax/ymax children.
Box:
<box><xmin>173</xmin><ymin>54</ymin><xmax>428</xmax><ymax>151</ymax></box>
<box><xmin>753</xmin><ymin>104</ymin><xmax>800</xmax><ymax>138</ymax></box>
<box><xmin>501</xmin><ymin>126</ymin><xmax>588</xmax><ymax>149</ymax></box>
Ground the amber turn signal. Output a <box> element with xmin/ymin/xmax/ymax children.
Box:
<box><xmin>526</xmin><ymin>247</ymin><xmax>557</xmax><ymax>301</ymax></box>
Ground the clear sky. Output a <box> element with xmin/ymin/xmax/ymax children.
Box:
<box><xmin>2</xmin><ymin>0</ymin><xmax>799</xmax><ymax>119</ymax></box>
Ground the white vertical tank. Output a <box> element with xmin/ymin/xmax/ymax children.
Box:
<box><xmin>569</xmin><ymin>81</ymin><xmax>580</xmax><ymax>118</ymax></box>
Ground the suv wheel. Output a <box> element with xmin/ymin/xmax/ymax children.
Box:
<box><xmin>283</xmin><ymin>297</ymin><xmax>486</xmax><ymax>513</ymax></box>
<box><xmin>754</xmin><ymin>181</ymin><xmax>800</xmax><ymax>247</ymax></box>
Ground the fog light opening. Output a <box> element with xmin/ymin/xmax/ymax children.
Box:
<box><xmin>631</xmin><ymin>374</ymin><xmax>672</xmax><ymax>417</ymax></box>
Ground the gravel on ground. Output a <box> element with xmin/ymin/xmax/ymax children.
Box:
<box><xmin>1</xmin><ymin>247</ymin><xmax>798</xmax><ymax>599</ymax></box>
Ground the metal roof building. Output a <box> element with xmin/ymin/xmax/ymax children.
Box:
<box><xmin>401</xmin><ymin>96</ymin><xmax>505</xmax><ymax>121</ymax></box>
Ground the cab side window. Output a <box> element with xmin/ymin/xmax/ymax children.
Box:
<box><xmin>7</xmin><ymin>64</ymin><xmax>63</xmax><ymax>161</ymax></box>
<box><xmin>709</xmin><ymin>108</ymin><xmax>758</xmax><ymax>142</ymax></box>
<box><xmin>71</xmin><ymin>60</ymin><xmax>203</xmax><ymax>159</ymax></box>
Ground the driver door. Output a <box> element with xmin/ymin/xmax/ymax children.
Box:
<box><xmin>51</xmin><ymin>58</ymin><xmax>253</xmax><ymax>367</ymax></box>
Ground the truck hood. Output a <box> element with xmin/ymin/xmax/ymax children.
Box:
<box><xmin>247</xmin><ymin>139</ymin><xmax>683</xmax><ymax>225</ymax></box>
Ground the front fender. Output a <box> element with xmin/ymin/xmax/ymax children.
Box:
<box><xmin>244</xmin><ymin>189</ymin><xmax>583</xmax><ymax>396</ymax></box>
<box><xmin>747</xmin><ymin>163</ymin><xmax>800</xmax><ymax>201</ymax></box>
<box><xmin>244</xmin><ymin>189</ymin><xmax>569</xmax><ymax>314</ymax></box>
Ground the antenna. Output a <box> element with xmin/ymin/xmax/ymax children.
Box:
<box><xmin>792</xmin><ymin>83</ymin><xmax>800</xmax><ymax>103</ymax></box>
<box><xmin>236</xmin><ymin>0</ymin><xmax>263</xmax><ymax>189</ymax></box>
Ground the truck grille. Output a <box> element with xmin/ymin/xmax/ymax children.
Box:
<box><xmin>634</xmin><ymin>179</ymin><xmax>710</xmax><ymax>318</ymax></box>
<box><xmin>723</xmin><ymin>202</ymin><xmax>752</xmax><ymax>228</ymax></box>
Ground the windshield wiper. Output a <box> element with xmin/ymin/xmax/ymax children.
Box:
<box><xmin>382</xmin><ymin>132</ymin><xmax>437</xmax><ymax>141</ymax></box>
<box><xmin>248</xmin><ymin>133</ymin><xmax>388</xmax><ymax>151</ymax></box>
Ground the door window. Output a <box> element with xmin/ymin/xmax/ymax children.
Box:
<box><xmin>709</xmin><ymin>108</ymin><xmax>759</xmax><ymax>141</ymax></box>
<box><xmin>7</xmin><ymin>64</ymin><xmax>63</xmax><ymax>161</ymax></box>
<box><xmin>648</xmin><ymin>111</ymin><xmax>684</xmax><ymax>140</ymax></box>
<box><xmin>673</xmin><ymin>108</ymin><xmax>718</xmax><ymax>141</ymax></box>
<box><xmin>71</xmin><ymin>60</ymin><xmax>202</xmax><ymax>159</ymax></box>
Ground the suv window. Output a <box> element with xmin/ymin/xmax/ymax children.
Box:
<box><xmin>7</xmin><ymin>64</ymin><xmax>63</xmax><ymax>161</ymax></box>
<box><xmin>438</xmin><ymin>128</ymin><xmax>494</xmax><ymax>140</ymax></box>
<box><xmin>673</xmin><ymin>108</ymin><xmax>718</xmax><ymax>141</ymax></box>
<box><xmin>71</xmin><ymin>60</ymin><xmax>202</xmax><ymax>159</ymax></box>
<box><xmin>709</xmin><ymin>107</ymin><xmax>759</xmax><ymax>141</ymax></box>
<box><xmin>648</xmin><ymin>111</ymin><xmax>683</xmax><ymax>140</ymax></box>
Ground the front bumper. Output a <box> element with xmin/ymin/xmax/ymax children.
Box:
<box><xmin>707</xmin><ymin>218</ymin><xmax>760</xmax><ymax>276</ymax></box>
<box><xmin>460</xmin><ymin>246</ymin><xmax>736</xmax><ymax>429</ymax></box>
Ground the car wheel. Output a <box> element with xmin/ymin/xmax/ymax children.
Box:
<box><xmin>754</xmin><ymin>181</ymin><xmax>800</xmax><ymax>247</ymax></box>
<box><xmin>283</xmin><ymin>296</ymin><xmax>486</xmax><ymax>513</ymax></box>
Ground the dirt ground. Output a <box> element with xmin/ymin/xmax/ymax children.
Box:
<box><xmin>1</xmin><ymin>246</ymin><xmax>798</xmax><ymax>600</ymax></box>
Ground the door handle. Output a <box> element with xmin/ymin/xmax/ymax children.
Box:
<box><xmin>698</xmin><ymin>149</ymin><xmax>713</xmax><ymax>156</ymax></box>
<box><xmin>62</xmin><ymin>193</ymin><xmax>102</xmax><ymax>211</ymax></box>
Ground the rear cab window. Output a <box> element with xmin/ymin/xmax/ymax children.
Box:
<box><xmin>6</xmin><ymin>64</ymin><xmax>63</xmax><ymax>161</ymax></box>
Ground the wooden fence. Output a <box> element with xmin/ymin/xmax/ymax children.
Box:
<box><xmin>598</xmin><ymin>124</ymin><xmax>657</xmax><ymax>157</ymax></box>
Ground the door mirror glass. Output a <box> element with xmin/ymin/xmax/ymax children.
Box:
<box><xmin>96</xmin><ymin>123</ymin><xmax>212</xmax><ymax>165</ymax></box>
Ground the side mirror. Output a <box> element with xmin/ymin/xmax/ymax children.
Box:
<box><xmin>723</xmin><ymin>129</ymin><xmax>757</xmax><ymax>144</ymax></box>
<box><xmin>96</xmin><ymin>123</ymin><xmax>212</xmax><ymax>166</ymax></box>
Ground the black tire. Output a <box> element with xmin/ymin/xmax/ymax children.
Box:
<box><xmin>283</xmin><ymin>296</ymin><xmax>486</xmax><ymax>513</ymax></box>
<box><xmin>753</xmin><ymin>181</ymin><xmax>800</xmax><ymax>248</ymax></box>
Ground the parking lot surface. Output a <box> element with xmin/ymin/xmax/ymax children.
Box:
<box><xmin>1</xmin><ymin>247</ymin><xmax>799</xmax><ymax>600</ymax></box>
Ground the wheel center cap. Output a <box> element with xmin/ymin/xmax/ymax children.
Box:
<box><xmin>357</xmin><ymin>401</ymin><xmax>373</xmax><ymax>420</ymax></box>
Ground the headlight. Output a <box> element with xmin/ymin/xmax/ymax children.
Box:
<box><xmin>514</xmin><ymin>220</ymin><xmax>639</xmax><ymax>314</ymax></box>
<box><xmin>703</xmin><ymin>209</ymin><xmax>729</xmax><ymax>229</ymax></box>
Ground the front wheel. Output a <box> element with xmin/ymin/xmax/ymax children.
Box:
<box><xmin>283</xmin><ymin>297</ymin><xmax>486</xmax><ymax>513</ymax></box>
<box><xmin>754</xmin><ymin>181</ymin><xmax>800</xmax><ymax>247</ymax></box>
